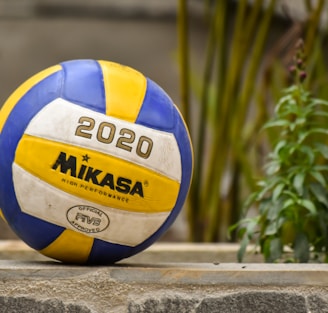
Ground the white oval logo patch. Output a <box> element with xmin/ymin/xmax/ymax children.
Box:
<box><xmin>67</xmin><ymin>205</ymin><xmax>110</xmax><ymax>234</ymax></box>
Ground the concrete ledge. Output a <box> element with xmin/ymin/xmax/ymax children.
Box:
<box><xmin>0</xmin><ymin>240</ymin><xmax>263</xmax><ymax>263</ymax></box>
<box><xmin>0</xmin><ymin>261</ymin><xmax>328</xmax><ymax>312</ymax></box>
<box><xmin>1</xmin><ymin>241</ymin><xmax>328</xmax><ymax>312</ymax></box>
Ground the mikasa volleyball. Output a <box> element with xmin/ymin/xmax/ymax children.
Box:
<box><xmin>0</xmin><ymin>60</ymin><xmax>193</xmax><ymax>264</ymax></box>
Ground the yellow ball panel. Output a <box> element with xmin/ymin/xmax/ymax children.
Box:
<box><xmin>39</xmin><ymin>229</ymin><xmax>94</xmax><ymax>263</ymax></box>
<box><xmin>99</xmin><ymin>60</ymin><xmax>147</xmax><ymax>122</ymax></box>
<box><xmin>15</xmin><ymin>134</ymin><xmax>180</xmax><ymax>213</ymax></box>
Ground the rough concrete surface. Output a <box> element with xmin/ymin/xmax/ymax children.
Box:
<box><xmin>0</xmin><ymin>297</ymin><xmax>92</xmax><ymax>313</ymax></box>
<box><xmin>1</xmin><ymin>242</ymin><xmax>328</xmax><ymax>312</ymax></box>
<box><xmin>0</xmin><ymin>261</ymin><xmax>327</xmax><ymax>312</ymax></box>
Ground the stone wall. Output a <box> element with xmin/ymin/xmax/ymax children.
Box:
<box><xmin>0</xmin><ymin>242</ymin><xmax>328</xmax><ymax>312</ymax></box>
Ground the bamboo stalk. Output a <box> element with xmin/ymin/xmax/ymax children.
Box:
<box><xmin>232</xmin><ymin>0</ymin><xmax>276</xmax><ymax>158</ymax></box>
<box><xmin>177</xmin><ymin>0</ymin><xmax>191</xmax><ymax>126</ymax></box>
<box><xmin>236</xmin><ymin>0</ymin><xmax>276</xmax><ymax>129</ymax></box>
<box><xmin>182</xmin><ymin>0</ymin><xmax>328</xmax><ymax>244</ymax></box>
<box><xmin>227</xmin><ymin>0</ymin><xmax>272</xmax><ymax>199</ymax></box>
<box><xmin>189</xmin><ymin>1</ymin><xmax>223</xmax><ymax>241</ymax></box>
<box><xmin>304</xmin><ymin>0</ymin><xmax>325</xmax><ymax>90</ymax></box>
<box><xmin>304</xmin><ymin>0</ymin><xmax>324</xmax><ymax>53</ymax></box>
<box><xmin>201</xmin><ymin>0</ymin><xmax>251</xmax><ymax>241</ymax></box>
<box><xmin>213</xmin><ymin>0</ymin><xmax>228</xmax><ymax>120</ymax></box>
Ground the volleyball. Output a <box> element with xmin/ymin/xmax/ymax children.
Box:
<box><xmin>0</xmin><ymin>60</ymin><xmax>193</xmax><ymax>264</ymax></box>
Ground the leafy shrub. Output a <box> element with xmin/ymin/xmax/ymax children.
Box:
<box><xmin>234</xmin><ymin>40</ymin><xmax>328</xmax><ymax>263</ymax></box>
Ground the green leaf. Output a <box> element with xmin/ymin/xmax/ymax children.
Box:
<box><xmin>242</xmin><ymin>192</ymin><xmax>259</xmax><ymax>210</ymax></box>
<box><xmin>294</xmin><ymin>233</ymin><xmax>310</xmax><ymax>263</ymax></box>
<box><xmin>262</xmin><ymin>237</ymin><xmax>282</xmax><ymax>262</ymax></box>
<box><xmin>269</xmin><ymin>237</ymin><xmax>282</xmax><ymax>262</ymax></box>
<box><xmin>274</xmin><ymin>94</ymin><xmax>295</xmax><ymax>113</ymax></box>
<box><xmin>282</xmin><ymin>85</ymin><xmax>298</xmax><ymax>94</ymax></box>
<box><xmin>266</xmin><ymin>201</ymin><xmax>282</xmax><ymax>221</ymax></box>
<box><xmin>263</xmin><ymin>119</ymin><xmax>291</xmax><ymax>129</ymax></box>
<box><xmin>246</xmin><ymin>217</ymin><xmax>259</xmax><ymax>236</ymax></box>
<box><xmin>264</xmin><ymin>221</ymin><xmax>278</xmax><ymax>236</ymax></box>
<box><xmin>318</xmin><ymin>210</ymin><xmax>328</xmax><ymax>239</ymax></box>
<box><xmin>312</xmin><ymin>111</ymin><xmax>328</xmax><ymax>119</ymax></box>
<box><xmin>237</xmin><ymin>235</ymin><xmax>249</xmax><ymax>263</ymax></box>
<box><xmin>273</xmin><ymin>140</ymin><xmax>287</xmax><ymax>155</ymax></box>
<box><xmin>313</xmin><ymin>165</ymin><xmax>328</xmax><ymax>172</ymax></box>
<box><xmin>310</xmin><ymin>170</ymin><xmax>326</xmax><ymax>187</ymax></box>
<box><xmin>262</xmin><ymin>237</ymin><xmax>271</xmax><ymax>261</ymax></box>
<box><xmin>272</xmin><ymin>183</ymin><xmax>285</xmax><ymax>201</ymax></box>
<box><xmin>297</xmin><ymin>131</ymin><xmax>308</xmax><ymax>144</ymax></box>
<box><xmin>256</xmin><ymin>177</ymin><xmax>281</xmax><ymax>199</ymax></box>
<box><xmin>276</xmin><ymin>216</ymin><xmax>286</xmax><ymax>230</ymax></box>
<box><xmin>265</xmin><ymin>161</ymin><xmax>280</xmax><ymax>175</ymax></box>
<box><xmin>282</xmin><ymin>198</ymin><xmax>295</xmax><ymax>210</ymax></box>
<box><xmin>233</xmin><ymin>217</ymin><xmax>260</xmax><ymax>238</ymax></box>
<box><xmin>256</xmin><ymin>180</ymin><xmax>267</xmax><ymax>188</ymax></box>
<box><xmin>299</xmin><ymin>145</ymin><xmax>315</xmax><ymax>164</ymax></box>
<box><xmin>312</xmin><ymin>98</ymin><xmax>328</xmax><ymax>107</ymax></box>
<box><xmin>309</xmin><ymin>183</ymin><xmax>328</xmax><ymax>207</ymax></box>
<box><xmin>282</xmin><ymin>190</ymin><xmax>298</xmax><ymax>202</ymax></box>
<box><xmin>311</xmin><ymin>128</ymin><xmax>328</xmax><ymax>135</ymax></box>
<box><xmin>295</xmin><ymin>117</ymin><xmax>306</xmax><ymax>126</ymax></box>
<box><xmin>289</xmin><ymin>122</ymin><xmax>296</xmax><ymax>132</ymax></box>
<box><xmin>258</xmin><ymin>199</ymin><xmax>270</xmax><ymax>215</ymax></box>
<box><xmin>297</xmin><ymin>199</ymin><xmax>317</xmax><ymax>216</ymax></box>
<box><xmin>293</xmin><ymin>172</ymin><xmax>305</xmax><ymax>195</ymax></box>
<box><xmin>297</xmin><ymin>128</ymin><xmax>328</xmax><ymax>144</ymax></box>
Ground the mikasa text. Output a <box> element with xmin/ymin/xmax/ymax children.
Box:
<box><xmin>52</xmin><ymin>152</ymin><xmax>144</xmax><ymax>197</ymax></box>
<box><xmin>75</xmin><ymin>116</ymin><xmax>153</xmax><ymax>159</ymax></box>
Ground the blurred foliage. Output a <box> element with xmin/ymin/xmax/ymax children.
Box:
<box><xmin>233</xmin><ymin>39</ymin><xmax>328</xmax><ymax>262</ymax></box>
<box><xmin>177</xmin><ymin>0</ymin><xmax>328</xmax><ymax>245</ymax></box>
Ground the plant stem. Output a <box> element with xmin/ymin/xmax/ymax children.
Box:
<box><xmin>202</xmin><ymin>0</ymin><xmax>249</xmax><ymax>242</ymax></box>
<box><xmin>189</xmin><ymin>1</ymin><xmax>222</xmax><ymax>241</ymax></box>
<box><xmin>177</xmin><ymin>0</ymin><xmax>190</xmax><ymax>127</ymax></box>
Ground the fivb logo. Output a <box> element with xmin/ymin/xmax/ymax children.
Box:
<box><xmin>66</xmin><ymin>205</ymin><xmax>110</xmax><ymax>234</ymax></box>
<box><xmin>75</xmin><ymin>212</ymin><xmax>101</xmax><ymax>226</ymax></box>
<box><xmin>51</xmin><ymin>151</ymin><xmax>144</xmax><ymax>197</ymax></box>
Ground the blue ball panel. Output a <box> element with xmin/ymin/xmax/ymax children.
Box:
<box><xmin>136</xmin><ymin>78</ymin><xmax>175</xmax><ymax>131</ymax></box>
<box><xmin>88</xmin><ymin>239</ymin><xmax>134</xmax><ymax>264</ymax></box>
<box><xmin>61</xmin><ymin>60</ymin><xmax>106</xmax><ymax>114</ymax></box>
<box><xmin>10</xmin><ymin>216</ymin><xmax>66</xmax><ymax>250</ymax></box>
<box><xmin>0</xmin><ymin>71</ymin><xmax>65</xmax><ymax>249</ymax></box>
<box><xmin>131</xmin><ymin>109</ymin><xmax>193</xmax><ymax>257</ymax></box>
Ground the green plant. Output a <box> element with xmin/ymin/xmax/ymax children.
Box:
<box><xmin>178</xmin><ymin>0</ymin><xmax>278</xmax><ymax>242</ymax></box>
<box><xmin>177</xmin><ymin>0</ymin><xmax>327</xmax><ymax>243</ymax></box>
<box><xmin>234</xmin><ymin>40</ymin><xmax>328</xmax><ymax>263</ymax></box>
